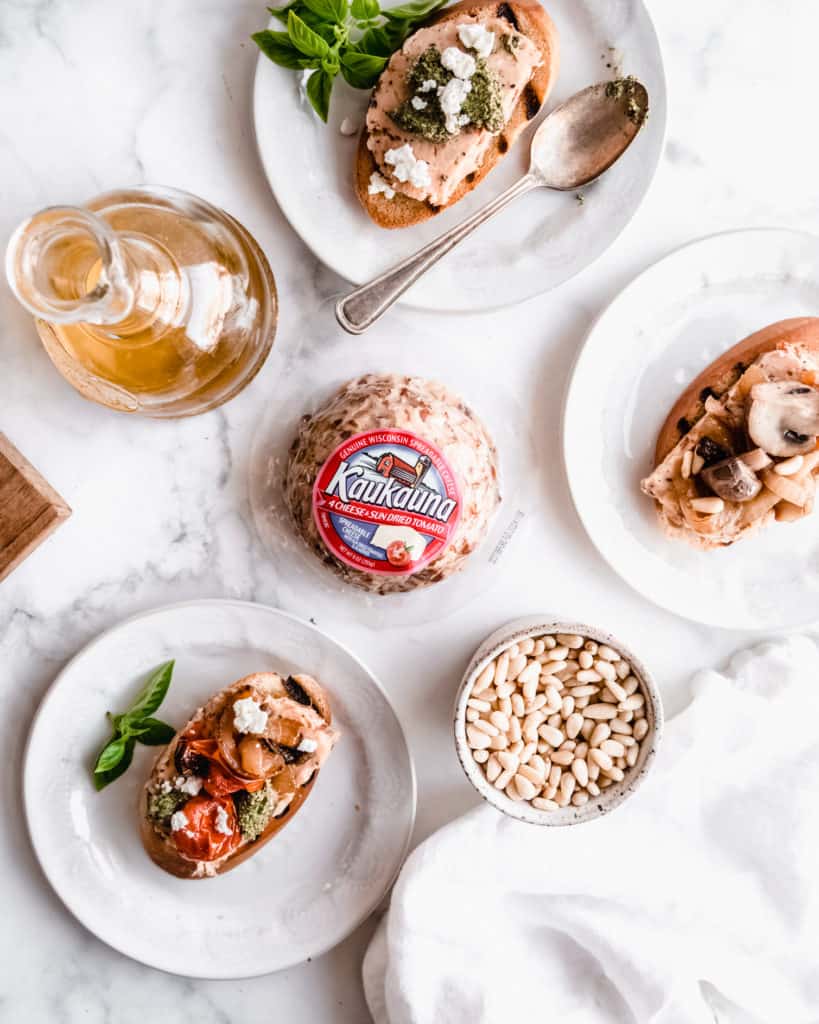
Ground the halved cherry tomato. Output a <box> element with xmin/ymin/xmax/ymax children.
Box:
<box><xmin>386</xmin><ymin>540</ymin><xmax>413</xmax><ymax>569</ymax></box>
<box><xmin>171</xmin><ymin>795</ymin><xmax>241</xmax><ymax>862</ymax></box>
<box><xmin>178</xmin><ymin>738</ymin><xmax>265</xmax><ymax>798</ymax></box>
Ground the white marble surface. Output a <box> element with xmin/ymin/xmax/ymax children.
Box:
<box><xmin>0</xmin><ymin>0</ymin><xmax>817</xmax><ymax>1020</ymax></box>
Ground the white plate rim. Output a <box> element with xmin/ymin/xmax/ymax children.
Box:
<box><xmin>250</xmin><ymin>0</ymin><xmax>669</xmax><ymax>314</ymax></box>
<box><xmin>562</xmin><ymin>225</ymin><xmax>819</xmax><ymax>631</ymax></box>
<box><xmin>22</xmin><ymin>598</ymin><xmax>417</xmax><ymax>979</ymax></box>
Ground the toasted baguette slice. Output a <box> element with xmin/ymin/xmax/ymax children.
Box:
<box><xmin>642</xmin><ymin>318</ymin><xmax>819</xmax><ymax>549</ymax></box>
<box><xmin>140</xmin><ymin>671</ymin><xmax>338</xmax><ymax>879</ymax></box>
<box><xmin>356</xmin><ymin>0</ymin><xmax>559</xmax><ymax>228</ymax></box>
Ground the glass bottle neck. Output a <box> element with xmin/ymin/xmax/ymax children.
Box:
<box><xmin>5</xmin><ymin>205</ymin><xmax>183</xmax><ymax>337</ymax></box>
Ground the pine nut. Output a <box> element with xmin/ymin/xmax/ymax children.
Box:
<box><xmin>575</xmin><ymin>696</ymin><xmax>590</xmax><ymax>709</ymax></box>
<box><xmin>584</xmin><ymin>704</ymin><xmax>618</xmax><ymax>720</ymax></box>
<box><xmin>496</xmin><ymin>682</ymin><xmax>515</xmax><ymax>699</ymax></box>
<box><xmin>587</xmin><ymin>781</ymin><xmax>600</xmax><ymax>797</ymax></box>
<box><xmin>572</xmin><ymin>791</ymin><xmax>589</xmax><ymax>806</ymax></box>
<box><xmin>575</xmin><ymin>742</ymin><xmax>589</xmax><ymax>759</ymax></box>
<box><xmin>580</xmin><ymin>720</ymin><xmax>594</xmax><ymax>740</ymax></box>
<box><xmin>494</xmin><ymin>651</ymin><xmax>510</xmax><ymax>687</ymax></box>
<box><xmin>486</xmin><ymin>755</ymin><xmax>501</xmax><ymax>782</ymax></box>
<box><xmin>518</xmin><ymin>638</ymin><xmax>535</xmax><ymax>656</ymax></box>
<box><xmin>587</xmin><ymin>760</ymin><xmax>600</xmax><ymax>782</ymax></box>
<box><xmin>529</xmin><ymin>755</ymin><xmax>548</xmax><ymax>777</ymax></box>
<box><xmin>547</xmin><ymin>645</ymin><xmax>569</xmax><ymax>661</ymax></box>
<box><xmin>572</xmin><ymin>758</ymin><xmax>589</xmax><ymax>787</ymax></box>
<box><xmin>609</xmin><ymin>717</ymin><xmax>632</xmax><ymax>735</ymax></box>
<box><xmin>526</xmin><ymin>694</ymin><xmax>547</xmax><ymax>712</ymax></box>
<box><xmin>601</xmin><ymin>765</ymin><xmax>625</xmax><ymax>782</ymax></box>
<box><xmin>615</xmin><ymin>660</ymin><xmax>631</xmax><ymax>679</ymax></box>
<box><xmin>618</xmin><ymin>694</ymin><xmax>645</xmax><ymax>711</ymax></box>
<box><xmin>537</xmin><ymin>740</ymin><xmax>549</xmax><ymax>755</ymax></box>
<box><xmin>489</xmin><ymin>734</ymin><xmax>508</xmax><ymax>750</ymax></box>
<box><xmin>533</xmin><ymin>639</ymin><xmax>545</xmax><ymax>656</ymax></box>
<box><xmin>623</xmin><ymin>676</ymin><xmax>639</xmax><ymax>695</ymax></box>
<box><xmin>511</xmin><ymin>693</ymin><xmax>525</xmax><ymax>717</ymax></box>
<box><xmin>560</xmin><ymin>739</ymin><xmax>576</xmax><ymax>752</ymax></box>
<box><xmin>543</xmin><ymin>784</ymin><xmax>557</xmax><ymax>800</ymax></box>
<box><xmin>584</xmin><ymin>640</ymin><xmax>598</xmax><ymax>654</ymax></box>
<box><xmin>556</xmin><ymin>634</ymin><xmax>584</xmax><ymax>649</ymax></box>
<box><xmin>595</xmin><ymin>659</ymin><xmax>617</xmax><ymax>681</ymax></box>
<box><xmin>508</xmin><ymin>644</ymin><xmax>520</xmax><ymax>658</ymax></box>
<box><xmin>605</xmin><ymin>679</ymin><xmax>628</xmax><ymax>702</ymax></box>
<box><xmin>589</xmin><ymin>748</ymin><xmax>613</xmax><ymax>771</ymax></box>
<box><xmin>578</xmin><ymin>651</ymin><xmax>594</xmax><ymax>670</ymax></box>
<box><xmin>532</xmin><ymin>797</ymin><xmax>559</xmax><ymax>810</ymax></box>
<box><xmin>497</xmin><ymin>751</ymin><xmax>519</xmax><ymax>772</ymax></box>
<box><xmin>518</xmin><ymin>660</ymin><xmax>541</xmax><ymax>686</ymax></box>
<box><xmin>600</xmin><ymin>688</ymin><xmax>619</xmax><ymax>703</ymax></box>
<box><xmin>555</xmin><ymin>790</ymin><xmax>571</xmax><ymax>807</ymax></box>
<box><xmin>626</xmin><ymin>745</ymin><xmax>639</xmax><ymax>767</ymax></box>
<box><xmin>551</xmin><ymin>749</ymin><xmax>574</xmax><ymax>766</ymax></box>
<box><xmin>499</xmin><ymin>697</ymin><xmax>513</xmax><ymax>716</ymax></box>
<box><xmin>490</xmin><ymin>711</ymin><xmax>510</xmax><ymax>731</ymax></box>
<box><xmin>691</xmin><ymin>453</ymin><xmax>705</xmax><ymax>475</ymax></box>
<box><xmin>549</xmin><ymin>765</ymin><xmax>562</xmax><ymax>788</ymax></box>
<box><xmin>619</xmin><ymin>735</ymin><xmax>636</xmax><ymax>747</ymax></box>
<box><xmin>467</xmin><ymin>725</ymin><xmax>492</xmax><ymax>749</ymax></box>
<box><xmin>544</xmin><ymin>636</ymin><xmax>557</xmax><ymax>648</ymax></box>
<box><xmin>560</xmin><ymin>773</ymin><xmax>576</xmax><ymax>799</ymax></box>
<box><xmin>494</xmin><ymin>768</ymin><xmax>514</xmax><ymax>790</ymax></box>
<box><xmin>616</xmin><ymin>756</ymin><xmax>626</xmax><ymax>769</ymax></box>
<box><xmin>509</xmin><ymin>740</ymin><xmax>523</xmax><ymax>756</ymax></box>
<box><xmin>509</xmin><ymin>717</ymin><xmax>522</xmax><ymax>743</ymax></box>
<box><xmin>473</xmin><ymin>663</ymin><xmax>495</xmax><ymax>694</ymax></box>
<box><xmin>466</xmin><ymin>709</ymin><xmax>479</xmax><ymax>723</ymax></box>
<box><xmin>600</xmin><ymin>739</ymin><xmax>625</xmax><ymax>758</ymax></box>
<box><xmin>506</xmin><ymin>778</ymin><xmax>524</xmax><ymax>801</ymax></box>
<box><xmin>518</xmin><ymin>764</ymin><xmax>544</xmax><ymax>787</ymax></box>
<box><xmin>681</xmin><ymin>448</ymin><xmax>693</xmax><ymax>479</ymax></box>
<box><xmin>633</xmin><ymin>718</ymin><xmax>649</xmax><ymax>741</ymax></box>
<box><xmin>690</xmin><ymin>496</ymin><xmax>724</xmax><ymax>514</ymax></box>
<box><xmin>471</xmin><ymin>719</ymin><xmax>498</xmax><ymax>736</ymax></box>
<box><xmin>599</xmin><ymin>776</ymin><xmax>613</xmax><ymax>789</ymax></box>
<box><xmin>508</xmin><ymin>654</ymin><xmax>527</xmax><ymax>680</ymax></box>
<box><xmin>590</xmin><ymin>723</ymin><xmax>611</xmax><ymax>747</ymax></box>
<box><xmin>467</xmin><ymin>697</ymin><xmax>492</xmax><ymax>712</ymax></box>
<box><xmin>520</xmin><ymin>742</ymin><xmax>537</xmax><ymax>764</ymax></box>
<box><xmin>569</xmin><ymin>685</ymin><xmax>600</xmax><ymax>698</ymax></box>
<box><xmin>514</xmin><ymin>774</ymin><xmax>538</xmax><ymax>800</ymax></box>
<box><xmin>547</xmin><ymin>713</ymin><xmax>562</xmax><ymax>728</ymax></box>
<box><xmin>774</xmin><ymin>454</ymin><xmax>804</xmax><ymax>476</ymax></box>
<box><xmin>565</xmin><ymin>712</ymin><xmax>584</xmax><ymax>739</ymax></box>
<box><xmin>544</xmin><ymin>685</ymin><xmax>562</xmax><ymax>711</ymax></box>
<box><xmin>539</xmin><ymin>725</ymin><xmax>565</xmax><ymax>748</ymax></box>
<box><xmin>473</xmin><ymin>749</ymin><xmax>489</xmax><ymax>764</ymax></box>
<box><xmin>561</xmin><ymin>696</ymin><xmax>575</xmax><ymax>718</ymax></box>
<box><xmin>576</xmin><ymin>669</ymin><xmax>603</xmax><ymax>684</ymax></box>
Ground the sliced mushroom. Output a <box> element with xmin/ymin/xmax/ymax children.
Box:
<box><xmin>700</xmin><ymin>456</ymin><xmax>762</xmax><ymax>503</ymax></box>
<box><xmin>747</xmin><ymin>382</ymin><xmax>819</xmax><ymax>457</ymax></box>
<box><xmin>739</xmin><ymin>448</ymin><xmax>772</xmax><ymax>472</ymax></box>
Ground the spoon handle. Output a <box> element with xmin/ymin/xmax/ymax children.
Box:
<box><xmin>335</xmin><ymin>173</ymin><xmax>539</xmax><ymax>334</ymax></box>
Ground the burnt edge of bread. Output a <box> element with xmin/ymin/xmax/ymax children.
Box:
<box><xmin>523</xmin><ymin>83</ymin><xmax>540</xmax><ymax>120</ymax></box>
<box><xmin>496</xmin><ymin>2</ymin><xmax>520</xmax><ymax>28</ymax></box>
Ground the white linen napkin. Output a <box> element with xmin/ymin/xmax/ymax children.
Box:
<box><xmin>363</xmin><ymin>636</ymin><xmax>819</xmax><ymax>1023</ymax></box>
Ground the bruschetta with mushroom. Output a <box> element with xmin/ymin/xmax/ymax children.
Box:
<box><xmin>641</xmin><ymin>318</ymin><xmax>819</xmax><ymax>548</ymax></box>
<box><xmin>140</xmin><ymin>672</ymin><xmax>339</xmax><ymax>879</ymax></box>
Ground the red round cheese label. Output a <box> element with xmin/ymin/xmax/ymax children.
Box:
<box><xmin>312</xmin><ymin>429</ymin><xmax>462</xmax><ymax>576</ymax></box>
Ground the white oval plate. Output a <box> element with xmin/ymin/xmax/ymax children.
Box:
<box><xmin>564</xmin><ymin>228</ymin><xmax>819</xmax><ymax>631</ymax></box>
<box><xmin>252</xmin><ymin>0</ymin><xmax>667</xmax><ymax>313</ymax></box>
<box><xmin>24</xmin><ymin>600</ymin><xmax>416</xmax><ymax>979</ymax></box>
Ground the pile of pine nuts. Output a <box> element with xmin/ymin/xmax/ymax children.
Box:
<box><xmin>464</xmin><ymin>631</ymin><xmax>650</xmax><ymax>811</ymax></box>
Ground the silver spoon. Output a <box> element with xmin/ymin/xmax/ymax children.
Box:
<box><xmin>335</xmin><ymin>79</ymin><xmax>648</xmax><ymax>334</ymax></box>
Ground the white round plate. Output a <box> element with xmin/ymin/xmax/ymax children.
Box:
<box><xmin>564</xmin><ymin>228</ymin><xmax>819</xmax><ymax>631</ymax></box>
<box><xmin>24</xmin><ymin>600</ymin><xmax>416</xmax><ymax>978</ymax></box>
<box><xmin>253</xmin><ymin>0</ymin><xmax>667</xmax><ymax>312</ymax></box>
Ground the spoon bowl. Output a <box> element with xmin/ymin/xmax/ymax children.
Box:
<box><xmin>336</xmin><ymin>79</ymin><xmax>649</xmax><ymax>335</ymax></box>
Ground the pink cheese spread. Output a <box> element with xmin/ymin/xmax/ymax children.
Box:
<box><xmin>366</xmin><ymin>15</ymin><xmax>541</xmax><ymax>207</ymax></box>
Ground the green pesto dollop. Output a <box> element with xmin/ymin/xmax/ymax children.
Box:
<box><xmin>389</xmin><ymin>46</ymin><xmax>504</xmax><ymax>143</ymax></box>
<box><xmin>234</xmin><ymin>783</ymin><xmax>274</xmax><ymax>842</ymax></box>
<box><xmin>148</xmin><ymin>788</ymin><xmax>187</xmax><ymax>827</ymax></box>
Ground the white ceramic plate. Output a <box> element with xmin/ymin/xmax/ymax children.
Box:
<box><xmin>564</xmin><ymin>228</ymin><xmax>819</xmax><ymax>631</ymax></box>
<box><xmin>24</xmin><ymin>600</ymin><xmax>416</xmax><ymax>979</ymax></box>
<box><xmin>252</xmin><ymin>0</ymin><xmax>667</xmax><ymax>312</ymax></box>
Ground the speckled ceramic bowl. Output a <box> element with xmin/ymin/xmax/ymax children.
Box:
<box><xmin>453</xmin><ymin>616</ymin><xmax>663</xmax><ymax>826</ymax></box>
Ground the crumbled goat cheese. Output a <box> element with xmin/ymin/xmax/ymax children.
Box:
<box><xmin>170</xmin><ymin>810</ymin><xmax>189</xmax><ymax>832</ymax></box>
<box><xmin>339</xmin><ymin>116</ymin><xmax>358</xmax><ymax>136</ymax></box>
<box><xmin>214</xmin><ymin>804</ymin><xmax>233</xmax><ymax>836</ymax></box>
<box><xmin>438</xmin><ymin>76</ymin><xmax>473</xmax><ymax>134</ymax></box>
<box><xmin>368</xmin><ymin>172</ymin><xmax>396</xmax><ymax>199</ymax></box>
<box><xmin>411</xmin><ymin>96</ymin><xmax>428</xmax><ymax>110</ymax></box>
<box><xmin>418</xmin><ymin>79</ymin><xmax>437</xmax><ymax>93</ymax></box>
<box><xmin>298</xmin><ymin>737</ymin><xmax>318</xmax><ymax>753</ymax></box>
<box><xmin>159</xmin><ymin>780</ymin><xmax>173</xmax><ymax>794</ymax></box>
<box><xmin>441</xmin><ymin>46</ymin><xmax>476</xmax><ymax>80</ymax></box>
<box><xmin>385</xmin><ymin>144</ymin><xmax>432</xmax><ymax>189</ymax></box>
<box><xmin>233</xmin><ymin>696</ymin><xmax>269</xmax><ymax>735</ymax></box>
<box><xmin>457</xmin><ymin>23</ymin><xmax>495</xmax><ymax>58</ymax></box>
<box><xmin>175</xmin><ymin>775</ymin><xmax>203</xmax><ymax>796</ymax></box>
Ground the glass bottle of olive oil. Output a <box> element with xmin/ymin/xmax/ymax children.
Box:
<box><xmin>6</xmin><ymin>187</ymin><xmax>277</xmax><ymax>417</ymax></box>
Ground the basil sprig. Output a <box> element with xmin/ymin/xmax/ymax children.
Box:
<box><xmin>92</xmin><ymin>661</ymin><xmax>176</xmax><ymax>791</ymax></box>
<box><xmin>253</xmin><ymin>0</ymin><xmax>448</xmax><ymax>122</ymax></box>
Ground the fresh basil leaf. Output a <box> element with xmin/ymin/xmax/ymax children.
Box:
<box><xmin>93</xmin><ymin>737</ymin><xmax>136</xmax><ymax>791</ymax></box>
<box><xmin>382</xmin><ymin>0</ymin><xmax>446</xmax><ymax>21</ymax></box>
<box><xmin>354</xmin><ymin>25</ymin><xmax>395</xmax><ymax>57</ymax></box>
<box><xmin>303</xmin><ymin>0</ymin><xmax>348</xmax><ymax>24</ymax></box>
<box><xmin>253</xmin><ymin>29</ymin><xmax>321</xmax><ymax>69</ymax></box>
<box><xmin>132</xmin><ymin>718</ymin><xmax>176</xmax><ymax>746</ymax></box>
<box><xmin>340</xmin><ymin>49</ymin><xmax>387</xmax><ymax>88</ymax></box>
<box><xmin>288</xmin><ymin>10</ymin><xmax>331</xmax><ymax>58</ymax></box>
<box><xmin>94</xmin><ymin>734</ymin><xmax>130</xmax><ymax>775</ymax></box>
<box><xmin>123</xmin><ymin>660</ymin><xmax>175</xmax><ymax>722</ymax></box>
<box><xmin>306</xmin><ymin>68</ymin><xmax>334</xmax><ymax>121</ymax></box>
<box><xmin>351</xmin><ymin>0</ymin><xmax>380</xmax><ymax>19</ymax></box>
